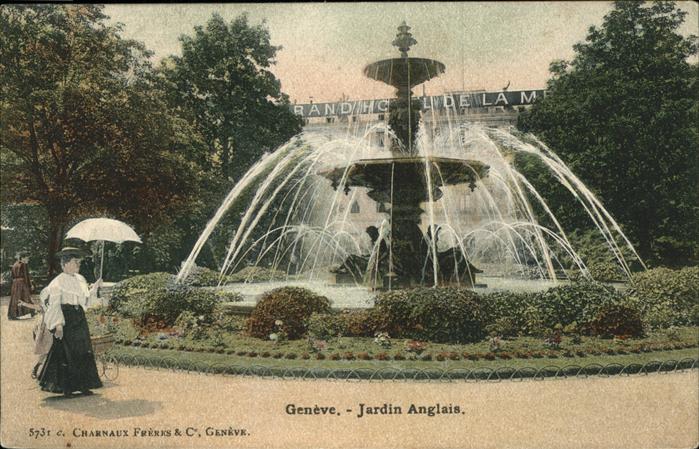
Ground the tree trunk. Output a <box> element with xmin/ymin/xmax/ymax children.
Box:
<box><xmin>46</xmin><ymin>209</ymin><xmax>68</xmax><ymax>277</ymax></box>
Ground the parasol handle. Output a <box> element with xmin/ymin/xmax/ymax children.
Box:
<box><xmin>100</xmin><ymin>241</ymin><xmax>105</xmax><ymax>281</ymax></box>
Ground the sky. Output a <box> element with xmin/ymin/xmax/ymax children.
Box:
<box><xmin>104</xmin><ymin>2</ymin><xmax>699</xmax><ymax>104</ymax></box>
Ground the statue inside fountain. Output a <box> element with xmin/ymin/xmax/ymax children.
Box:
<box><xmin>322</xmin><ymin>22</ymin><xmax>489</xmax><ymax>288</ymax></box>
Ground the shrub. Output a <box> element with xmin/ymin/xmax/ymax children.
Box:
<box><xmin>521</xmin><ymin>305</ymin><xmax>546</xmax><ymax>336</ymax></box>
<box><xmin>229</xmin><ymin>266</ymin><xmax>286</xmax><ymax>283</ymax></box>
<box><xmin>247</xmin><ymin>287</ymin><xmax>331</xmax><ymax>339</ymax></box>
<box><xmin>481</xmin><ymin>291</ymin><xmax>533</xmax><ymax>334</ymax></box>
<box><xmin>373</xmin><ymin>287</ymin><xmax>485</xmax><ymax>343</ymax></box>
<box><xmin>531</xmin><ymin>281</ymin><xmax>622</xmax><ymax>331</ymax></box>
<box><xmin>305</xmin><ymin>309</ymin><xmax>378</xmax><ymax>339</ymax></box>
<box><xmin>110</xmin><ymin>272</ymin><xmax>172</xmax><ymax>314</ymax></box>
<box><xmin>182</xmin><ymin>266</ymin><xmax>232</xmax><ymax>287</ymax></box>
<box><xmin>628</xmin><ymin>267</ymin><xmax>699</xmax><ymax>328</ymax></box>
<box><xmin>110</xmin><ymin>273</ymin><xmax>219</xmax><ymax>326</ymax></box>
<box><xmin>340</xmin><ymin>309</ymin><xmax>378</xmax><ymax>337</ymax></box>
<box><xmin>214</xmin><ymin>290</ymin><xmax>244</xmax><ymax>303</ymax></box>
<box><xmin>589</xmin><ymin>302</ymin><xmax>645</xmax><ymax>338</ymax></box>
<box><xmin>485</xmin><ymin>317</ymin><xmax>519</xmax><ymax>338</ymax></box>
<box><xmin>587</xmin><ymin>261</ymin><xmax>625</xmax><ymax>282</ymax></box>
<box><xmin>211</xmin><ymin>310</ymin><xmax>245</xmax><ymax>333</ymax></box>
<box><xmin>306</xmin><ymin>313</ymin><xmax>344</xmax><ymax>340</ymax></box>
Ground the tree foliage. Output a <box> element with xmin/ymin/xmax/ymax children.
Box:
<box><xmin>0</xmin><ymin>5</ymin><xmax>205</xmax><ymax>274</ymax></box>
<box><xmin>161</xmin><ymin>13</ymin><xmax>303</xmax><ymax>181</ymax></box>
<box><xmin>518</xmin><ymin>1</ymin><xmax>698</xmax><ymax>266</ymax></box>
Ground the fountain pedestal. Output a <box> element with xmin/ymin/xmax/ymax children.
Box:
<box><xmin>322</xmin><ymin>157</ymin><xmax>487</xmax><ymax>286</ymax></box>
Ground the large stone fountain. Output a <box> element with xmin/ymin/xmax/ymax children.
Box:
<box><xmin>321</xmin><ymin>22</ymin><xmax>489</xmax><ymax>287</ymax></box>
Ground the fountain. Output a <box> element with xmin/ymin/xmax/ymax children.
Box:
<box><xmin>321</xmin><ymin>22</ymin><xmax>487</xmax><ymax>287</ymax></box>
<box><xmin>176</xmin><ymin>22</ymin><xmax>645</xmax><ymax>304</ymax></box>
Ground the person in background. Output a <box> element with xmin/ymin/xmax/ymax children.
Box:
<box><xmin>37</xmin><ymin>247</ymin><xmax>103</xmax><ymax>398</ymax></box>
<box><xmin>8</xmin><ymin>251</ymin><xmax>35</xmax><ymax>320</ymax></box>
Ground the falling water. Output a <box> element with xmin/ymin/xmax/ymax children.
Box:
<box><xmin>177</xmin><ymin>117</ymin><xmax>643</xmax><ymax>295</ymax></box>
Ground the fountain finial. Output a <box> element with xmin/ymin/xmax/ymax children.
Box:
<box><xmin>392</xmin><ymin>21</ymin><xmax>417</xmax><ymax>58</ymax></box>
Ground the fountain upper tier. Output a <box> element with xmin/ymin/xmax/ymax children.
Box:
<box><xmin>363</xmin><ymin>58</ymin><xmax>446</xmax><ymax>91</ymax></box>
<box><xmin>321</xmin><ymin>156</ymin><xmax>489</xmax><ymax>203</ymax></box>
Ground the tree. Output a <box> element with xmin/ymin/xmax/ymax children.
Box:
<box><xmin>0</xmin><ymin>5</ymin><xmax>205</xmax><ymax>275</ymax></box>
<box><xmin>518</xmin><ymin>1</ymin><xmax>699</xmax><ymax>266</ymax></box>
<box><xmin>161</xmin><ymin>13</ymin><xmax>303</xmax><ymax>182</ymax></box>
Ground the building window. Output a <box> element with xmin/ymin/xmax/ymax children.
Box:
<box><xmin>377</xmin><ymin>131</ymin><xmax>384</xmax><ymax>147</ymax></box>
<box><xmin>378</xmin><ymin>114</ymin><xmax>385</xmax><ymax>121</ymax></box>
<box><xmin>326</xmin><ymin>117</ymin><xmax>335</xmax><ymax>124</ymax></box>
<box><xmin>350</xmin><ymin>201</ymin><xmax>360</xmax><ymax>214</ymax></box>
<box><xmin>376</xmin><ymin>202</ymin><xmax>387</xmax><ymax>213</ymax></box>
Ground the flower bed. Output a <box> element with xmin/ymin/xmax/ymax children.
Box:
<box><xmin>110</xmin><ymin>326</ymin><xmax>698</xmax><ymax>363</ymax></box>
<box><xmin>96</xmin><ymin>272</ymin><xmax>699</xmax><ymax>376</ymax></box>
<box><xmin>106</xmin><ymin>345</ymin><xmax>699</xmax><ymax>380</ymax></box>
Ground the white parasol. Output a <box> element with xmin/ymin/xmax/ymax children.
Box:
<box><xmin>65</xmin><ymin>218</ymin><xmax>142</xmax><ymax>280</ymax></box>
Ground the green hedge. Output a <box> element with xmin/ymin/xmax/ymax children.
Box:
<box><xmin>229</xmin><ymin>266</ymin><xmax>286</xmax><ymax>283</ymax></box>
<box><xmin>628</xmin><ymin>266</ymin><xmax>699</xmax><ymax>328</ymax></box>
<box><xmin>481</xmin><ymin>291</ymin><xmax>535</xmax><ymax>336</ymax></box>
<box><xmin>532</xmin><ymin>281</ymin><xmax>623</xmax><ymax>331</ymax></box>
<box><xmin>183</xmin><ymin>266</ymin><xmax>232</xmax><ymax>287</ymax></box>
<box><xmin>306</xmin><ymin>309</ymin><xmax>379</xmax><ymax>339</ymax></box>
<box><xmin>481</xmin><ymin>281</ymin><xmax>636</xmax><ymax>336</ymax></box>
<box><xmin>373</xmin><ymin>287</ymin><xmax>486</xmax><ymax>343</ymax></box>
<box><xmin>589</xmin><ymin>303</ymin><xmax>644</xmax><ymax>338</ymax></box>
<box><xmin>247</xmin><ymin>287</ymin><xmax>331</xmax><ymax>339</ymax></box>
<box><xmin>110</xmin><ymin>272</ymin><xmax>222</xmax><ymax>325</ymax></box>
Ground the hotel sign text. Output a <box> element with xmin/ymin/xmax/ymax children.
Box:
<box><xmin>292</xmin><ymin>90</ymin><xmax>544</xmax><ymax>118</ymax></box>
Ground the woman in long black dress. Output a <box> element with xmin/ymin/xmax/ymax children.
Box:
<box><xmin>38</xmin><ymin>247</ymin><xmax>103</xmax><ymax>397</ymax></box>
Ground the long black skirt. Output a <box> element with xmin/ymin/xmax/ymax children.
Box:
<box><xmin>39</xmin><ymin>304</ymin><xmax>103</xmax><ymax>394</ymax></box>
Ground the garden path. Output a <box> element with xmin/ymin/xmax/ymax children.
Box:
<box><xmin>1</xmin><ymin>299</ymin><xmax>697</xmax><ymax>449</ymax></box>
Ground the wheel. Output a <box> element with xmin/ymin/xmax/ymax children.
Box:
<box><xmin>100</xmin><ymin>356</ymin><xmax>119</xmax><ymax>381</ymax></box>
<box><xmin>102</xmin><ymin>360</ymin><xmax>119</xmax><ymax>381</ymax></box>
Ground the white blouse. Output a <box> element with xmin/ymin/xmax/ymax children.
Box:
<box><xmin>40</xmin><ymin>273</ymin><xmax>98</xmax><ymax>330</ymax></box>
